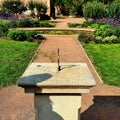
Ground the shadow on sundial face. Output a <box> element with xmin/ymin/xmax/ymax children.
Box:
<box><xmin>21</xmin><ymin>73</ymin><xmax>52</xmax><ymax>85</ymax></box>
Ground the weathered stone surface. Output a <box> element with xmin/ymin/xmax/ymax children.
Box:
<box><xmin>18</xmin><ymin>63</ymin><xmax>96</xmax><ymax>93</ymax></box>
<box><xmin>19</xmin><ymin>63</ymin><xmax>95</xmax><ymax>87</ymax></box>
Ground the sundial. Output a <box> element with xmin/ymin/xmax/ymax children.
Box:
<box><xmin>18</xmin><ymin>48</ymin><xmax>96</xmax><ymax>120</ymax></box>
<box><xmin>18</xmin><ymin>49</ymin><xmax>96</xmax><ymax>93</ymax></box>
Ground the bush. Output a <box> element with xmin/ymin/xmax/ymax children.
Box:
<box><xmin>25</xmin><ymin>30</ymin><xmax>38</xmax><ymax>42</ymax></box>
<box><xmin>9</xmin><ymin>20</ymin><xmax>19</xmax><ymax>28</ymax></box>
<box><xmin>18</xmin><ymin>18</ymin><xmax>34</xmax><ymax>27</ymax></box>
<box><xmin>114</xmin><ymin>27</ymin><xmax>120</xmax><ymax>37</ymax></box>
<box><xmin>81</xmin><ymin>21</ymin><xmax>92</xmax><ymax>28</ymax></box>
<box><xmin>78</xmin><ymin>32</ymin><xmax>93</xmax><ymax>43</ymax></box>
<box><xmin>108</xmin><ymin>0</ymin><xmax>120</xmax><ymax>18</ymax></box>
<box><xmin>94</xmin><ymin>17</ymin><xmax>120</xmax><ymax>27</ymax></box>
<box><xmin>94</xmin><ymin>24</ymin><xmax>114</xmax><ymax>37</ymax></box>
<box><xmin>90</xmin><ymin>23</ymin><xmax>100</xmax><ymax>29</ymax></box>
<box><xmin>27</xmin><ymin>1</ymin><xmax>48</xmax><ymax>20</ymax></box>
<box><xmin>18</xmin><ymin>18</ymin><xmax>56</xmax><ymax>27</ymax></box>
<box><xmin>0</xmin><ymin>22</ymin><xmax>10</xmax><ymax>37</ymax></box>
<box><xmin>39</xmin><ymin>21</ymin><xmax>56</xmax><ymax>27</ymax></box>
<box><xmin>7</xmin><ymin>30</ymin><xmax>26</xmax><ymax>41</ymax></box>
<box><xmin>83</xmin><ymin>1</ymin><xmax>106</xmax><ymax>20</ymax></box>
<box><xmin>102</xmin><ymin>35</ymin><xmax>118</xmax><ymax>43</ymax></box>
<box><xmin>68</xmin><ymin>23</ymin><xmax>81</xmax><ymax>27</ymax></box>
<box><xmin>71</xmin><ymin>0</ymin><xmax>83</xmax><ymax>17</ymax></box>
<box><xmin>1</xmin><ymin>0</ymin><xmax>26</xmax><ymax>15</ymax></box>
<box><xmin>7</xmin><ymin>30</ymin><xmax>45</xmax><ymax>42</ymax></box>
<box><xmin>94</xmin><ymin>36</ymin><xmax>102</xmax><ymax>43</ymax></box>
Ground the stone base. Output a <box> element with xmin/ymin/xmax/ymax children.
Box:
<box><xmin>34</xmin><ymin>94</ymin><xmax>81</xmax><ymax>120</ymax></box>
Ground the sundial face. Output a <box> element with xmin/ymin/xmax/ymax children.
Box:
<box><xmin>18</xmin><ymin>63</ymin><xmax>96</xmax><ymax>87</ymax></box>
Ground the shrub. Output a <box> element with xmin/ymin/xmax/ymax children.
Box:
<box><xmin>0</xmin><ymin>22</ymin><xmax>10</xmax><ymax>37</ymax></box>
<box><xmin>18</xmin><ymin>18</ymin><xmax>34</xmax><ymax>27</ymax></box>
<box><xmin>39</xmin><ymin>21</ymin><xmax>56</xmax><ymax>27</ymax></box>
<box><xmin>81</xmin><ymin>21</ymin><xmax>92</xmax><ymax>28</ymax></box>
<box><xmin>94</xmin><ymin>17</ymin><xmax>120</xmax><ymax>27</ymax></box>
<box><xmin>78</xmin><ymin>32</ymin><xmax>93</xmax><ymax>43</ymax></box>
<box><xmin>1</xmin><ymin>0</ymin><xmax>26</xmax><ymax>15</ymax></box>
<box><xmin>94</xmin><ymin>36</ymin><xmax>103</xmax><ymax>43</ymax></box>
<box><xmin>94</xmin><ymin>24</ymin><xmax>114</xmax><ymax>37</ymax></box>
<box><xmin>9</xmin><ymin>20</ymin><xmax>19</xmax><ymax>28</ymax></box>
<box><xmin>90</xmin><ymin>23</ymin><xmax>100</xmax><ymax>29</ymax></box>
<box><xmin>68</xmin><ymin>23</ymin><xmax>81</xmax><ymax>27</ymax></box>
<box><xmin>102</xmin><ymin>35</ymin><xmax>118</xmax><ymax>44</ymax></box>
<box><xmin>114</xmin><ymin>27</ymin><xmax>120</xmax><ymax>37</ymax></box>
<box><xmin>7</xmin><ymin>30</ymin><xmax>45</xmax><ymax>42</ymax></box>
<box><xmin>25</xmin><ymin>30</ymin><xmax>38</xmax><ymax>42</ymax></box>
<box><xmin>18</xmin><ymin>18</ymin><xmax>56</xmax><ymax>27</ymax></box>
<box><xmin>7</xmin><ymin>30</ymin><xmax>26</xmax><ymax>41</ymax></box>
<box><xmin>71</xmin><ymin>0</ymin><xmax>83</xmax><ymax>17</ymax></box>
<box><xmin>83</xmin><ymin>1</ymin><xmax>106</xmax><ymax>20</ymax></box>
<box><xmin>108</xmin><ymin>0</ymin><xmax>120</xmax><ymax>18</ymax></box>
<box><xmin>27</xmin><ymin>1</ymin><xmax>48</xmax><ymax>20</ymax></box>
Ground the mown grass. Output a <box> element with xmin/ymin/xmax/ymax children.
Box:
<box><xmin>0</xmin><ymin>40</ymin><xmax>38</xmax><ymax>88</ymax></box>
<box><xmin>83</xmin><ymin>44</ymin><xmax>120</xmax><ymax>87</ymax></box>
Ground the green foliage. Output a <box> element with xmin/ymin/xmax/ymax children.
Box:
<box><xmin>83</xmin><ymin>44</ymin><xmax>120</xmax><ymax>87</ymax></box>
<box><xmin>18</xmin><ymin>18</ymin><xmax>35</xmax><ymax>27</ymax></box>
<box><xmin>27</xmin><ymin>1</ymin><xmax>48</xmax><ymax>20</ymax></box>
<box><xmin>114</xmin><ymin>27</ymin><xmax>120</xmax><ymax>37</ymax></box>
<box><xmin>7</xmin><ymin>30</ymin><xmax>45</xmax><ymax>42</ymax></box>
<box><xmin>53</xmin><ymin>0</ymin><xmax>84</xmax><ymax>16</ymax></box>
<box><xmin>7</xmin><ymin>30</ymin><xmax>26</xmax><ymax>41</ymax></box>
<box><xmin>71</xmin><ymin>0</ymin><xmax>84</xmax><ymax>16</ymax></box>
<box><xmin>90</xmin><ymin>23</ymin><xmax>100</xmax><ymax>28</ymax></box>
<box><xmin>1</xmin><ymin>0</ymin><xmax>26</xmax><ymax>14</ymax></box>
<box><xmin>108</xmin><ymin>0</ymin><xmax>120</xmax><ymax>18</ymax></box>
<box><xmin>39</xmin><ymin>21</ymin><xmax>56</xmax><ymax>27</ymax></box>
<box><xmin>0</xmin><ymin>21</ymin><xmax>10</xmax><ymax>37</ymax></box>
<box><xmin>102</xmin><ymin>35</ymin><xmax>118</xmax><ymax>43</ymax></box>
<box><xmin>78</xmin><ymin>32</ymin><xmax>94</xmax><ymax>43</ymax></box>
<box><xmin>68</xmin><ymin>23</ymin><xmax>81</xmax><ymax>27</ymax></box>
<box><xmin>94</xmin><ymin>24</ymin><xmax>114</xmax><ymax>37</ymax></box>
<box><xmin>94</xmin><ymin>35</ymin><xmax>120</xmax><ymax>44</ymax></box>
<box><xmin>80</xmin><ymin>21</ymin><xmax>92</xmax><ymax>27</ymax></box>
<box><xmin>25</xmin><ymin>30</ymin><xmax>38</xmax><ymax>42</ymax></box>
<box><xmin>18</xmin><ymin>18</ymin><xmax>56</xmax><ymax>27</ymax></box>
<box><xmin>94</xmin><ymin>36</ymin><xmax>102</xmax><ymax>43</ymax></box>
<box><xmin>0</xmin><ymin>40</ymin><xmax>38</xmax><ymax>87</ymax></box>
<box><xmin>83</xmin><ymin>1</ymin><xmax>106</xmax><ymax>19</ymax></box>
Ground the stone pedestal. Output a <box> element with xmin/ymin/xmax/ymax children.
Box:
<box><xmin>34</xmin><ymin>95</ymin><xmax>81</xmax><ymax>120</ymax></box>
<box><xmin>18</xmin><ymin>63</ymin><xmax>96</xmax><ymax>120</ymax></box>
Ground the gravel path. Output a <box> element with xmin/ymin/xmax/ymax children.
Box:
<box><xmin>0</xmin><ymin>17</ymin><xmax>120</xmax><ymax>120</ymax></box>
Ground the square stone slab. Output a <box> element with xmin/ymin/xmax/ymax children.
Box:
<box><xmin>18</xmin><ymin>63</ymin><xmax>96</xmax><ymax>93</ymax></box>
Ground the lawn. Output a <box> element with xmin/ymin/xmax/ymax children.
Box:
<box><xmin>83</xmin><ymin>44</ymin><xmax>120</xmax><ymax>87</ymax></box>
<box><xmin>0</xmin><ymin>40</ymin><xmax>38</xmax><ymax>88</ymax></box>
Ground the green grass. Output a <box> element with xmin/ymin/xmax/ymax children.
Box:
<box><xmin>0</xmin><ymin>40</ymin><xmax>38</xmax><ymax>88</ymax></box>
<box><xmin>83</xmin><ymin>44</ymin><xmax>120</xmax><ymax>87</ymax></box>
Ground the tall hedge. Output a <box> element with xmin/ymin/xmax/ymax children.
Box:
<box><xmin>108</xmin><ymin>0</ymin><xmax>120</xmax><ymax>18</ymax></box>
<box><xmin>83</xmin><ymin>1</ymin><xmax>106</xmax><ymax>20</ymax></box>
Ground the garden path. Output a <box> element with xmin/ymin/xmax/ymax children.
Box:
<box><xmin>0</xmin><ymin>17</ymin><xmax>120</xmax><ymax>120</ymax></box>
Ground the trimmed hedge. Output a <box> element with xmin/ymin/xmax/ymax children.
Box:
<box><xmin>7</xmin><ymin>30</ymin><xmax>44</xmax><ymax>42</ymax></box>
